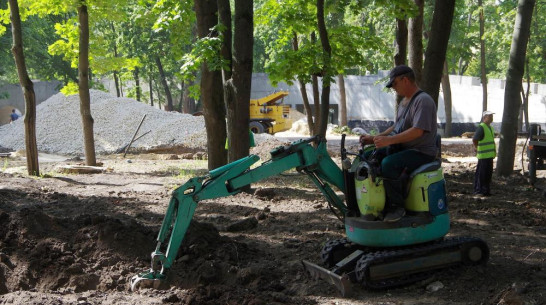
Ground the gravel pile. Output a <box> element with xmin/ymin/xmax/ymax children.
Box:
<box><xmin>0</xmin><ymin>90</ymin><xmax>209</xmax><ymax>155</ymax></box>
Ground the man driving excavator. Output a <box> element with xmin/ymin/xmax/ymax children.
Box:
<box><xmin>360</xmin><ymin>65</ymin><xmax>438</xmax><ymax>222</ymax></box>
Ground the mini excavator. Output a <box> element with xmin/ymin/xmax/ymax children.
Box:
<box><xmin>131</xmin><ymin>135</ymin><xmax>489</xmax><ymax>295</ymax></box>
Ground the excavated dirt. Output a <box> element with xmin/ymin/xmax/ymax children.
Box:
<box><xmin>0</xmin><ymin>139</ymin><xmax>545</xmax><ymax>305</ymax></box>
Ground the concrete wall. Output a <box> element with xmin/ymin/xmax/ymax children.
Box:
<box><xmin>0</xmin><ymin>81</ymin><xmax>61</xmax><ymax>125</ymax></box>
<box><xmin>251</xmin><ymin>72</ymin><xmax>546</xmax><ymax>135</ymax></box>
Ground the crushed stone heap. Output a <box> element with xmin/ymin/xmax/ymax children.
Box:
<box><xmin>0</xmin><ymin>90</ymin><xmax>209</xmax><ymax>155</ymax></box>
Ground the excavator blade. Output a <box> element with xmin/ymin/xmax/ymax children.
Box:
<box><xmin>302</xmin><ymin>260</ymin><xmax>352</xmax><ymax>297</ymax></box>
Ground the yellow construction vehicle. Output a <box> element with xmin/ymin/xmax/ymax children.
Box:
<box><xmin>249</xmin><ymin>91</ymin><xmax>292</xmax><ymax>134</ymax></box>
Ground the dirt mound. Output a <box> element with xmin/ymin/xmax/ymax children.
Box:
<box><xmin>0</xmin><ymin>186</ymin><xmax>311</xmax><ymax>305</ymax></box>
<box><xmin>0</xmin><ymin>203</ymin><xmax>155</xmax><ymax>293</ymax></box>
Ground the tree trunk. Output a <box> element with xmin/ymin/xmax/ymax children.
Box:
<box><xmin>78</xmin><ymin>4</ymin><xmax>96</xmax><ymax>166</ymax></box>
<box><xmin>478</xmin><ymin>0</ymin><xmax>488</xmax><ymax>112</ymax></box>
<box><xmin>292</xmin><ymin>33</ymin><xmax>315</xmax><ymax>134</ymax></box>
<box><xmin>421</xmin><ymin>0</ymin><xmax>456</xmax><ymax>108</ymax></box>
<box><xmin>316</xmin><ymin>0</ymin><xmax>331</xmax><ymax>138</ymax></box>
<box><xmin>227</xmin><ymin>0</ymin><xmax>253</xmax><ymax>163</ymax></box>
<box><xmin>497</xmin><ymin>0</ymin><xmax>536</xmax><ymax>176</ymax></box>
<box><xmin>182</xmin><ymin>79</ymin><xmax>195</xmax><ymax>113</ymax></box>
<box><xmin>312</xmin><ymin>75</ymin><xmax>320</xmax><ymax>135</ymax></box>
<box><xmin>311</xmin><ymin>32</ymin><xmax>321</xmax><ymax>136</ymax></box>
<box><xmin>441</xmin><ymin>60</ymin><xmax>453</xmax><ymax>137</ymax></box>
<box><xmin>408</xmin><ymin>0</ymin><xmax>424</xmax><ymax>85</ymax></box>
<box><xmin>114</xmin><ymin>71</ymin><xmax>120</xmax><ymax>97</ymax></box>
<box><xmin>195</xmin><ymin>0</ymin><xmax>227</xmax><ymax>170</ymax></box>
<box><xmin>394</xmin><ymin>18</ymin><xmax>407</xmax><ymax>66</ymax></box>
<box><xmin>111</xmin><ymin>23</ymin><xmax>121</xmax><ymax>97</ymax></box>
<box><xmin>394</xmin><ymin>19</ymin><xmax>407</xmax><ymax>107</ymax></box>
<box><xmin>218</xmin><ymin>0</ymin><xmax>232</xmax><ymax>81</ymax></box>
<box><xmin>299</xmin><ymin>79</ymin><xmax>315</xmax><ymax>134</ymax></box>
<box><xmin>9</xmin><ymin>0</ymin><xmax>39</xmax><ymax>176</ymax></box>
<box><xmin>155</xmin><ymin>56</ymin><xmax>173</xmax><ymax>111</ymax></box>
<box><xmin>522</xmin><ymin>58</ymin><xmax>530</xmax><ymax>132</ymax></box>
<box><xmin>134</xmin><ymin>67</ymin><xmax>141</xmax><ymax>102</ymax></box>
<box><xmin>338</xmin><ymin>74</ymin><xmax>347</xmax><ymax>127</ymax></box>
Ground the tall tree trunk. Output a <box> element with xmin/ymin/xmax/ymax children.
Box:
<box><xmin>227</xmin><ymin>0</ymin><xmax>253</xmax><ymax>163</ymax></box>
<box><xmin>218</xmin><ymin>0</ymin><xmax>232</xmax><ymax>82</ymax></box>
<box><xmin>311</xmin><ymin>32</ymin><xmax>321</xmax><ymax>136</ymax></box>
<box><xmin>338</xmin><ymin>74</ymin><xmax>347</xmax><ymax>127</ymax></box>
<box><xmin>133</xmin><ymin>67</ymin><xmax>141</xmax><ymax>102</ymax></box>
<box><xmin>497</xmin><ymin>0</ymin><xmax>536</xmax><ymax>176</ymax></box>
<box><xmin>111</xmin><ymin>23</ymin><xmax>120</xmax><ymax>97</ymax></box>
<box><xmin>113</xmin><ymin>71</ymin><xmax>120</xmax><ymax>97</ymax></box>
<box><xmin>292</xmin><ymin>32</ymin><xmax>315</xmax><ymax>134</ymax></box>
<box><xmin>394</xmin><ymin>18</ymin><xmax>407</xmax><ymax>66</ymax></box>
<box><xmin>421</xmin><ymin>0</ymin><xmax>456</xmax><ymax>108</ymax></box>
<box><xmin>316</xmin><ymin>0</ymin><xmax>331</xmax><ymax>138</ymax></box>
<box><xmin>441</xmin><ymin>60</ymin><xmax>453</xmax><ymax>137</ymax></box>
<box><xmin>182</xmin><ymin>78</ymin><xmax>195</xmax><ymax>113</ymax></box>
<box><xmin>9</xmin><ymin>0</ymin><xmax>39</xmax><ymax>176</ymax></box>
<box><xmin>522</xmin><ymin>58</ymin><xmax>530</xmax><ymax>132</ymax></box>
<box><xmin>155</xmin><ymin>56</ymin><xmax>173</xmax><ymax>111</ymax></box>
<box><xmin>478</xmin><ymin>0</ymin><xmax>488</xmax><ymax>112</ymax></box>
<box><xmin>408</xmin><ymin>0</ymin><xmax>424</xmax><ymax>85</ymax></box>
<box><xmin>78</xmin><ymin>4</ymin><xmax>96</xmax><ymax>166</ymax></box>
<box><xmin>394</xmin><ymin>19</ymin><xmax>407</xmax><ymax>107</ymax></box>
<box><xmin>195</xmin><ymin>0</ymin><xmax>227</xmax><ymax>170</ymax></box>
<box><xmin>312</xmin><ymin>75</ymin><xmax>320</xmax><ymax>135</ymax></box>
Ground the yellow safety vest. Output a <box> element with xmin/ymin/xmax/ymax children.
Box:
<box><xmin>477</xmin><ymin>122</ymin><xmax>496</xmax><ymax>159</ymax></box>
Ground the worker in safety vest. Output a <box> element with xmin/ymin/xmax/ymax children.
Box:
<box><xmin>472</xmin><ymin>110</ymin><xmax>496</xmax><ymax>197</ymax></box>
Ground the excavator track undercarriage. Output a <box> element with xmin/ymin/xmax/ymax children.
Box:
<box><xmin>303</xmin><ymin>236</ymin><xmax>489</xmax><ymax>296</ymax></box>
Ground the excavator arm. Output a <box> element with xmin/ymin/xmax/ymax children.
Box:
<box><xmin>131</xmin><ymin>136</ymin><xmax>348</xmax><ymax>290</ymax></box>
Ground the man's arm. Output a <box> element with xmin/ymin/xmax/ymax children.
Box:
<box><xmin>359</xmin><ymin>125</ymin><xmax>395</xmax><ymax>145</ymax></box>
<box><xmin>373</xmin><ymin>127</ymin><xmax>424</xmax><ymax>148</ymax></box>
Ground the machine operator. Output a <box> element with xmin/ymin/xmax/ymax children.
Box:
<box><xmin>360</xmin><ymin>65</ymin><xmax>439</xmax><ymax>222</ymax></box>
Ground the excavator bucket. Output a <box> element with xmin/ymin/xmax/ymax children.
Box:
<box><xmin>302</xmin><ymin>260</ymin><xmax>352</xmax><ymax>296</ymax></box>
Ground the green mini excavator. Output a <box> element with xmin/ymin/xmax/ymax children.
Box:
<box><xmin>131</xmin><ymin>135</ymin><xmax>489</xmax><ymax>295</ymax></box>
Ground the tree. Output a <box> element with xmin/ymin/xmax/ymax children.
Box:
<box><xmin>421</xmin><ymin>0</ymin><xmax>456</xmax><ymax>107</ymax></box>
<box><xmin>225</xmin><ymin>1</ymin><xmax>253</xmax><ymax>163</ymax></box>
<box><xmin>255</xmin><ymin>0</ymin><xmax>385</xmax><ymax>136</ymax></box>
<box><xmin>194</xmin><ymin>0</ymin><xmax>227</xmax><ymax>170</ymax></box>
<box><xmin>478</xmin><ymin>0</ymin><xmax>488</xmax><ymax>112</ymax></box>
<box><xmin>8</xmin><ymin>0</ymin><xmax>39</xmax><ymax>176</ymax></box>
<box><xmin>408</xmin><ymin>0</ymin><xmax>424</xmax><ymax>84</ymax></box>
<box><xmin>77</xmin><ymin>3</ymin><xmax>96</xmax><ymax>166</ymax></box>
<box><xmin>441</xmin><ymin>60</ymin><xmax>453</xmax><ymax>137</ymax></box>
<box><xmin>315</xmin><ymin>0</ymin><xmax>331</xmax><ymax>137</ymax></box>
<box><xmin>497</xmin><ymin>0</ymin><xmax>536</xmax><ymax>176</ymax></box>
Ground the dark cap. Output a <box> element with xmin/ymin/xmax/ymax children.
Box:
<box><xmin>385</xmin><ymin>65</ymin><xmax>414</xmax><ymax>88</ymax></box>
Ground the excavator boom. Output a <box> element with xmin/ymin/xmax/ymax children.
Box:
<box><xmin>131</xmin><ymin>136</ymin><xmax>348</xmax><ymax>290</ymax></box>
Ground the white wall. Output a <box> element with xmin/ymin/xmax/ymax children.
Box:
<box><xmin>251</xmin><ymin>72</ymin><xmax>546</xmax><ymax>125</ymax></box>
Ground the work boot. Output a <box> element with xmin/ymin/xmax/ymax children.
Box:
<box><xmin>383</xmin><ymin>207</ymin><xmax>406</xmax><ymax>222</ymax></box>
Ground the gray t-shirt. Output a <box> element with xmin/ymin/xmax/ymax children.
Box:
<box><xmin>394</xmin><ymin>91</ymin><xmax>438</xmax><ymax>157</ymax></box>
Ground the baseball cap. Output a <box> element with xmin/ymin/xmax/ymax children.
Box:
<box><xmin>386</xmin><ymin>65</ymin><xmax>414</xmax><ymax>88</ymax></box>
<box><xmin>482</xmin><ymin>110</ymin><xmax>495</xmax><ymax>117</ymax></box>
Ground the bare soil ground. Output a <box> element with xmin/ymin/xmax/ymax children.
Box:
<box><xmin>0</xmin><ymin>139</ymin><xmax>545</xmax><ymax>305</ymax></box>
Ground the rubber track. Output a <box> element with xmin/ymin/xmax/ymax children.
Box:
<box><xmin>355</xmin><ymin>236</ymin><xmax>488</xmax><ymax>289</ymax></box>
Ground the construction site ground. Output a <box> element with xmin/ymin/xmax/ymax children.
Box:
<box><xmin>0</xmin><ymin>136</ymin><xmax>545</xmax><ymax>305</ymax></box>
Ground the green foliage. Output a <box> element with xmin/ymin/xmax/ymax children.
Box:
<box><xmin>60</xmin><ymin>82</ymin><xmax>78</xmax><ymax>95</ymax></box>
<box><xmin>330</xmin><ymin>125</ymin><xmax>355</xmax><ymax>135</ymax></box>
